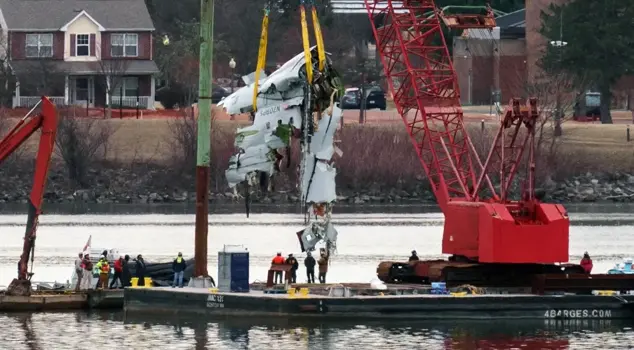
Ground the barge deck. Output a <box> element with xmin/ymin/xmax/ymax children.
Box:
<box><xmin>124</xmin><ymin>286</ymin><xmax>634</xmax><ymax>320</ymax></box>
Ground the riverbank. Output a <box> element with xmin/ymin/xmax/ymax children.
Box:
<box><xmin>2</xmin><ymin>167</ymin><xmax>634</xmax><ymax>205</ymax></box>
<box><xmin>1</xmin><ymin>118</ymin><xmax>634</xmax><ymax>205</ymax></box>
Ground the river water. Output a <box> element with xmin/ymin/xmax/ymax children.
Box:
<box><xmin>1</xmin><ymin>205</ymin><xmax>634</xmax><ymax>349</ymax></box>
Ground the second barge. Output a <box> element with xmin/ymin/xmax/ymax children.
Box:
<box><xmin>0</xmin><ymin>289</ymin><xmax>123</xmax><ymax>312</ymax></box>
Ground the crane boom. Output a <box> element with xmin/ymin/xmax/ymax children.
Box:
<box><xmin>366</xmin><ymin>0</ymin><xmax>570</xmax><ymax>273</ymax></box>
<box><xmin>0</xmin><ymin>97</ymin><xmax>57</xmax><ymax>296</ymax></box>
<box><xmin>364</xmin><ymin>0</ymin><xmax>497</xmax><ymax>212</ymax></box>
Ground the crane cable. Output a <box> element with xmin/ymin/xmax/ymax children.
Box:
<box><xmin>252</xmin><ymin>6</ymin><xmax>270</xmax><ymax>112</ymax></box>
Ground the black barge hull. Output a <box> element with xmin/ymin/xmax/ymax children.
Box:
<box><xmin>124</xmin><ymin>287</ymin><xmax>634</xmax><ymax>320</ymax></box>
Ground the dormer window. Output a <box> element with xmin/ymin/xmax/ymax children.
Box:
<box><xmin>111</xmin><ymin>33</ymin><xmax>138</xmax><ymax>57</ymax></box>
<box><xmin>76</xmin><ymin>34</ymin><xmax>89</xmax><ymax>56</ymax></box>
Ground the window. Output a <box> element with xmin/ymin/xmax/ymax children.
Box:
<box><xmin>111</xmin><ymin>34</ymin><xmax>138</xmax><ymax>57</ymax></box>
<box><xmin>76</xmin><ymin>34</ymin><xmax>89</xmax><ymax>56</ymax></box>
<box><xmin>25</xmin><ymin>34</ymin><xmax>53</xmax><ymax>58</ymax></box>
<box><xmin>122</xmin><ymin>77</ymin><xmax>138</xmax><ymax>97</ymax></box>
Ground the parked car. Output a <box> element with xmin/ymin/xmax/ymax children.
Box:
<box><xmin>365</xmin><ymin>86</ymin><xmax>387</xmax><ymax>110</ymax></box>
<box><xmin>340</xmin><ymin>86</ymin><xmax>387</xmax><ymax>110</ymax></box>
<box><xmin>341</xmin><ymin>88</ymin><xmax>361</xmax><ymax>109</ymax></box>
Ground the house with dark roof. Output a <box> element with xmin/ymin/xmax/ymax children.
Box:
<box><xmin>0</xmin><ymin>0</ymin><xmax>159</xmax><ymax>109</ymax></box>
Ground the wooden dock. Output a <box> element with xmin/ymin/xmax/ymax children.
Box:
<box><xmin>0</xmin><ymin>289</ymin><xmax>123</xmax><ymax>312</ymax></box>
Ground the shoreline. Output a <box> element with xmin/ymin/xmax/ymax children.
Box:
<box><xmin>2</xmin><ymin>118</ymin><xmax>634</xmax><ymax>210</ymax></box>
<box><xmin>2</xmin><ymin>167</ymin><xmax>634</xmax><ymax>207</ymax></box>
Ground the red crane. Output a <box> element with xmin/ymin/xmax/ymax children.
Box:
<box><xmin>0</xmin><ymin>97</ymin><xmax>58</xmax><ymax>296</ymax></box>
<box><xmin>364</xmin><ymin>1</ymin><xmax>582</xmax><ymax>285</ymax></box>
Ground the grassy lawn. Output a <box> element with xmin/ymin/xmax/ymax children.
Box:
<box><xmin>7</xmin><ymin>115</ymin><xmax>634</xmax><ymax>178</ymax></box>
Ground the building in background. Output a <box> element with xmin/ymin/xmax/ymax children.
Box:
<box><xmin>453</xmin><ymin>9</ymin><xmax>526</xmax><ymax>105</ymax></box>
<box><xmin>0</xmin><ymin>0</ymin><xmax>159</xmax><ymax>109</ymax></box>
<box><xmin>455</xmin><ymin>0</ymin><xmax>632</xmax><ymax>108</ymax></box>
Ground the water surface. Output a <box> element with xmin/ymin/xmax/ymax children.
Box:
<box><xmin>2</xmin><ymin>208</ymin><xmax>634</xmax><ymax>348</ymax></box>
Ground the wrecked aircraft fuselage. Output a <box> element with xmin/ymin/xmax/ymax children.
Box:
<box><xmin>219</xmin><ymin>47</ymin><xmax>344</xmax><ymax>256</ymax></box>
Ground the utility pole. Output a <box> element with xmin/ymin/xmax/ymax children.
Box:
<box><xmin>192</xmin><ymin>0</ymin><xmax>214</xmax><ymax>285</ymax></box>
<box><xmin>550</xmin><ymin>8</ymin><xmax>566</xmax><ymax>137</ymax></box>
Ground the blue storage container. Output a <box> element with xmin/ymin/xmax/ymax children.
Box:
<box><xmin>431</xmin><ymin>282</ymin><xmax>446</xmax><ymax>290</ymax></box>
<box><xmin>217</xmin><ymin>245</ymin><xmax>250</xmax><ymax>293</ymax></box>
<box><xmin>431</xmin><ymin>282</ymin><xmax>447</xmax><ymax>295</ymax></box>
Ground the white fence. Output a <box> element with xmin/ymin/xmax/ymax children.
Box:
<box><xmin>12</xmin><ymin>96</ymin><xmax>151</xmax><ymax>109</ymax></box>
<box><xmin>110</xmin><ymin>96</ymin><xmax>151</xmax><ymax>109</ymax></box>
<box><xmin>13</xmin><ymin>96</ymin><xmax>65</xmax><ymax>108</ymax></box>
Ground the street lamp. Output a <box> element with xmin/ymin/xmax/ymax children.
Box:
<box><xmin>550</xmin><ymin>40</ymin><xmax>567</xmax><ymax>137</ymax></box>
<box><xmin>229</xmin><ymin>58</ymin><xmax>236</xmax><ymax>93</ymax></box>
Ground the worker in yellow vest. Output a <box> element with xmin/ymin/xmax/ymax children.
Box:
<box><xmin>172</xmin><ymin>252</ymin><xmax>187</xmax><ymax>288</ymax></box>
<box><xmin>95</xmin><ymin>257</ymin><xmax>110</xmax><ymax>289</ymax></box>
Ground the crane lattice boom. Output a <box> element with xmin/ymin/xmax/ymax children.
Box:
<box><xmin>365</xmin><ymin>0</ymin><xmax>570</xmax><ymax>265</ymax></box>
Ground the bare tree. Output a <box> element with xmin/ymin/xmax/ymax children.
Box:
<box><xmin>13</xmin><ymin>61</ymin><xmax>67</xmax><ymax>103</ymax></box>
<box><xmin>172</xmin><ymin>55</ymin><xmax>199</xmax><ymax>107</ymax></box>
<box><xmin>524</xmin><ymin>71</ymin><xmax>586</xmax><ymax>181</ymax></box>
<box><xmin>166</xmin><ymin>108</ymin><xmax>233</xmax><ymax>191</ymax></box>
<box><xmin>55</xmin><ymin>116</ymin><xmax>117</xmax><ymax>187</ymax></box>
<box><xmin>167</xmin><ymin>109</ymin><xmax>198</xmax><ymax>171</ymax></box>
<box><xmin>0</xmin><ymin>35</ymin><xmax>14</xmax><ymax>107</ymax></box>
<box><xmin>96</xmin><ymin>53</ymin><xmax>131</xmax><ymax>118</ymax></box>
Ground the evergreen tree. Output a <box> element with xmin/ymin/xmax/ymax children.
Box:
<box><xmin>540</xmin><ymin>0</ymin><xmax>634</xmax><ymax>123</ymax></box>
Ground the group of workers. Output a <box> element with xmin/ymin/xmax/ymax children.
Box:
<box><xmin>74</xmin><ymin>251</ymin><xmax>148</xmax><ymax>291</ymax></box>
<box><xmin>271</xmin><ymin>248</ymin><xmax>330</xmax><ymax>284</ymax></box>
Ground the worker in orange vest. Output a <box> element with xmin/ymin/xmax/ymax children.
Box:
<box><xmin>272</xmin><ymin>252</ymin><xmax>285</xmax><ymax>284</ymax></box>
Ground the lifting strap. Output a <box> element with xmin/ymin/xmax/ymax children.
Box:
<box><xmin>300</xmin><ymin>0</ymin><xmax>327</xmax><ymax>84</ymax></box>
<box><xmin>310</xmin><ymin>3</ymin><xmax>326</xmax><ymax>72</ymax></box>
<box><xmin>299</xmin><ymin>1</ymin><xmax>313</xmax><ymax>84</ymax></box>
<box><xmin>252</xmin><ymin>6</ymin><xmax>270</xmax><ymax>112</ymax></box>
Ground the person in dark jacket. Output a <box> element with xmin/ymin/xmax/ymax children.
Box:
<box><xmin>285</xmin><ymin>254</ymin><xmax>299</xmax><ymax>283</ymax></box>
<box><xmin>121</xmin><ymin>255</ymin><xmax>132</xmax><ymax>287</ymax></box>
<box><xmin>409</xmin><ymin>250</ymin><xmax>419</xmax><ymax>262</ymax></box>
<box><xmin>135</xmin><ymin>254</ymin><xmax>147</xmax><ymax>286</ymax></box>
<box><xmin>172</xmin><ymin>252</ymin><xmax>187</xmax><ymax>288</ymax></box>
<box><xmin>304</xmin><ymin>252</ymin><xmax>316</xmax><ymax>283</ymax></box>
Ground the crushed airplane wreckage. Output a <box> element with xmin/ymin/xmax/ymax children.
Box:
<box><xmin>218</xmin><ymin>47</ymin><xmax>344</xmax><ymax>256</ymax></box>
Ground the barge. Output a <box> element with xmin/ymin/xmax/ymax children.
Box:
<box><xmin>123</xmin><ymin>286</ymin><xmax>634</xmax><ymax>320</ymax></box>
<box><xmin>124</xmin><ymin>246</ymin><xmax>634</xmax><ymax>321</ymax></box>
